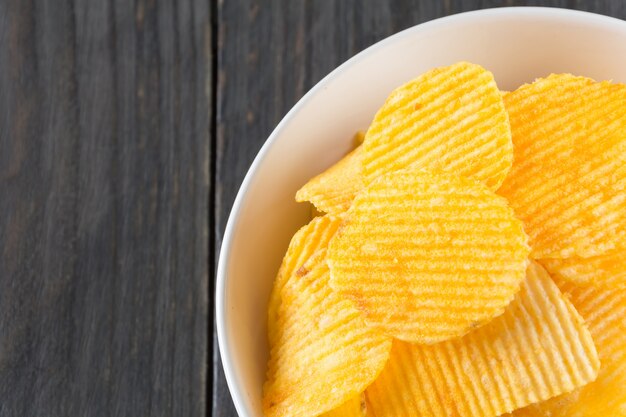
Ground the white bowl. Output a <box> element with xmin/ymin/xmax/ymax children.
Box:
<box><xmin>216</xmin><ymin>7</ymin><xmax>626</xmax><ymax>417</ymax></box>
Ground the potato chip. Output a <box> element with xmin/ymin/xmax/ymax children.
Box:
<box><xmin>327</xmin><ymin>170</ymin><xmax>529</xmax><ymax>343</ymax></box>
<box><xmin>296</xmin><ymin>146</ymin><xmax>365</xmax><ymax>215</ymax></box>
<box><xmin>362</xmin><ymin>62</ymin><xmax>512</xmax><ymax>191</ymax></box>
<box><xmin>365</xmin><ymin>261</ymin><xmax>600</xmax><ymax>417</ymax></box>
<box><xmin>498</xmin><ymin>74</ymin><xmax>626</xmax><ymax>258</ymax></box>
<box><xmin>321</xmin><ymin>394</ymin><xmax>367</xmax><ymax>417</ymax></box>
<box><xmin>539</xmin><ymin>251</ymin><xmax>626</xmax><ymax>287</ymax></box>
<box><xmin>267</xmin><ymin>216</ymin><xmax>342</xmax><ymax>344</ymax></box>
<box><xmin>507</xmin><ymin>274</ymin><xmax>626</xmax><ymax>417</ymax></box>
<box><xmin>263</xmin><ymin>259</ymin><xmax>392</xmax><ymax>417</ymax></box>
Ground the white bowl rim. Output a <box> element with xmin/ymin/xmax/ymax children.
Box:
<box><xmin>215</xmin><ymin>6</ymin><xmax>626</xmax><ymax>416</ymax></box>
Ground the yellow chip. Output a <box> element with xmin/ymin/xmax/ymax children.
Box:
<box><xmin>296</xmin><ymin>146</ymin><xmax>365</xmax><ymax>215</ymax></box>
<box><xmin>539</xmin><ymin>251</ymin><xmax>626</xmax><ymax>287</ymax></box>
<box><xmin>508</xmin><ymin>274</ymin><xmax>626</xmax><ymax>417</ymax></box>
<box><xmin>321</xmin><ymin>394</ymin><xmax>367</xmax><ymax>417</ymax></box>
<box><xmin>328</xmin><ymin>170</ymin><xmax>529</xmax><ymax>344</ymax></box>
<box><xmin>267</xmin><ymin>216</ymin><xmax>342</xmax><ymax>344</ymax></box>
<box><xmin>263</xmin><ymin>259</ymin><xmax>392</xmax><ymax>417</ymax></box>
<box><xmin>498</xmin><ymin>74</ymin><xmax>626</xmax><ymax>258</ymax></box>
<box><xmin>362</xmin><ymin>62</ymin><xmax>512</xmax><ymax>191</ymax></box>
<box><xmin>365</xmin><ymin>261</ymin><xmax>600</xmax><ymax>417</ymax></box>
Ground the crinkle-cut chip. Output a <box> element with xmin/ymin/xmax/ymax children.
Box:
<box><xmin>263</xmin><ymin>260</ymin><xmax>392</xmax><ymax>417</ymax></box>
<box><xmin>498</xmin><ymin>74</ymin><xmax>626</xmax><ymax>258</ymax></box>
<box><xmin>267</xmin><ymin>216</ymin><xmax>342</xmax><ymax>344</ymax></box>
<box><xmin>539</xmin><ymin>252</ymin><xmax>626</xmax><ymax>287</ymax></box>
<box><xmin>327</xmin><ymin>170</ymin><xmax>529</xmax><ymax>344</ymax></box>
<box><xmin>502</xmin><ymin>396</ymin><xmax>581</xmax><ymax>417</ymax></box>
<box><xmin>321</xmin><ymin>394</ymin><xmax>368</xmax><ymax>417</ymax></box>
<box><xmin>296</xmin><ymin>146</ymin><xmax>365</xmax><ymax>215</ymax></box>
<box><xmin>362</xmin><ymin>62</ymin><xmax>513</xmax><ymax>191</ymax></box>
<box><xmin>365</xmin><ymin>398</ymin><xmax>375</xmax><ymax>417</ymax></box>
<box><xmin>365</xmin><ymin>261</ymin><xmax>600</xmax><ymax>417</ymax></box>
<box><xmin>506</xmin><ymin>274</ymin><xmax>626</xmax><ymax>417</ymax></box>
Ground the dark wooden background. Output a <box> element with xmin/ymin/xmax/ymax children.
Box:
<box><xmin>0</xmin><ymin>1</ymin><xmax>624</xmax><ymax>416</ymax></box>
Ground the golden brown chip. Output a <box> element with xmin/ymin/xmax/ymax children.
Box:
<box><xmin>267</xmin><ymin>216</ymin><xmax>342</xmax><ymax>344</ymax></box>
<box><xmin>539</xmin><ymin>251</ymin><xmax>626</xmax><ymax>287</ymax></box>
<box><xmin>296</xmin><ymin>146</ymin><xmax>365</xmax><ymax>215</ymax></box>
<box><xmin>507</xmin><ymin>274</ymin><xmax>626</xmax><ymax>417</ymax></box>
<box><xmin>365</xmin><ymin>261</ymin><xmax>600</xmax><ymax>417</ymax></box>
<box><xmin>263</xmin><ymin>259</ymin><xmax>392</xmax><ymax>417</ymax></box>
<box><xmin>328</xmin><ymin>170</ymin><xmax>529</xmax><ymax>344</ymax></box>
<box><xmin>321</xmin><ymin>394</ymin><xmax>368</xmax><ymax>417</ymax></box>
<box><xmin>362</xmin><ymin>62</ymin><xmax>512</xmax><ymax>191</ymax></box>
<box><xmin>498</xmin><ymin>74</ymin><xmax>626</xmax><ymax>258</ymax></box>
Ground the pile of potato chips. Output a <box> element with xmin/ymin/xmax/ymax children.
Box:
<box><xmin>263</xmin><ymin>62</ymin><xmax>626</xmax><ymax>417</ymax></box>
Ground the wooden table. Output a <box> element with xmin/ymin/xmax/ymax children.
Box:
<box><xmin>0</xmin><ymin>1</ymin><xmax>623</xmax><ymax>416</ymax></box>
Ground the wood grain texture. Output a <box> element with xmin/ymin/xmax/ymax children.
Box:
<box><xmin>2</xmin><ymin>0</ymin><xmax>626</xmax><ymax>416</ymax></box>
<box><xmin>0</xmin><ymin>0</ymin><xmax>210</xmax><ymax>416</ymax></box>
<box><xmin>213</xmin><ymin>1</ymin><xmax>626</xmax><ymax>416</ymax></box>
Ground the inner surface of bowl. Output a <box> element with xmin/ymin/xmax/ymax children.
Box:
<box><xmin>217</xmin><ymin>7</ymin><xmax>626</xmax><ymax>417</ymax></box>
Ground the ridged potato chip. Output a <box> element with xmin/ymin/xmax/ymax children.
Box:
<box><xmin>267</xmin><ymin>216</ymin><xmax>342</xmax><ymax>343</ymax></box>
<box><xmin>328</xmin><ymin>170</ymin><xmax>529</xmax><ymax>343</ymax></box>
<box><xmin>508</xmin><ymin>274</ymin><xmax>626</xmax><ymax>417</ymax></box>
<box><xmin>498</xmin><ymin>74</ymin><xmax>626</xmax><ymax>258</ymax></box>
<box><xmin>539</xmin><ymin>251</ymin><xmax>626</xmax><ymax>287</ymax></box>
<box><xmin>321</xmin><ymin>394</ymin><xmax>368</xmax><ymax>417</ymax></box>
<box><xmin>296</xmin><ymin>146</ymin><xmax>365</xmax><ymax>215</ymax></box>
<box><xmin>263</xmin><ymin>259</ymin><xmax>392</xmax><ymax>417</ymax></box>
<box><xmin>266</xmin><ymin>62</ymin><xmax>626</xmax><ymax>417</ymax></box>
<box><xmin>365</xmin><ymin>261</ymin><xmax>600</xmax><ymax>417</ymax></box>
<box><xmin>362</xmin><ymin>62</ymin><xmax>512</xmax><ymax>190</ymax></box>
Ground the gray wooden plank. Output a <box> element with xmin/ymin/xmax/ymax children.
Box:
<box><xmin>0</xmin><ymin>0</ymin><xmax>210</xmax><ymax>415</ymax></box>
<box><xmin>213</xmin><ymin>1</ymin><xmax>626</xmax><ymax>416</ymax></box>
<box><xmin>0</xmin><ymin>2</ymin><xmax>79</xmax><ymax>413</ymax></box>
<box><xmin>213</xmin><ymin>1</ymin><xmax>435</xmax><ymax>416</ymax></box>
